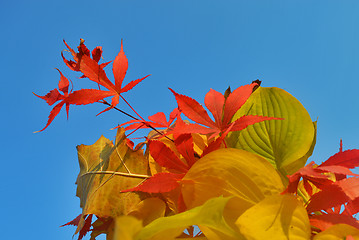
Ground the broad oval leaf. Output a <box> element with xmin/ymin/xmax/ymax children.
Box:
<box><xmin>181</xmin><ymin>148</ymin><xmax>284</xmax><ymax>229</ymax></box>
<box><xmin>236</xmin><ymin>194</ymin><xmax>311</xmax><ymax>240</ymax></box>
<box><xmin>227</xmin><ymin>87</ymin><xmax>315</xmax><ymax>176</ymax></box>
<box><xmin>135</xmin><ymin>196</ymin><xmax>242</xmax><ymax>240</ymax></box>
<box><xmin>313</xmin><ymin>224</ymin><xmax>359</xmax><ymax>240</ymax></box>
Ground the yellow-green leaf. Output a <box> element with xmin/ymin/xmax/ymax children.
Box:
<box><xmin>236</xmin><ymin>194</ymin><xmax>311</xmax><ymax>240</ymax></box>
<box><xmin>181</xmin><ymin>148</ymin><xmax>284</xmax><ymax>229</ymax></box>
<box><xmin>313</xmin><ymin>224</ymin><xmax>359</xmax><ymax>240</ymax></box>
<box><xmin>76</xmin><ymin>128</ymin><xmax>150</xmax><ymax>218</ymax></box>
<box><xmin>135</xmin><ymin>196</ymin><xmax>242</xmax><ymax>240</ymax></box>
<box><xmin>114</xmin><ymin>216</ymin><xmax>143</xmax><ymax>240</ymax></box>
<box><xmin>227</xmin><ymin>87</ymin><xmax>315</xmax><ymax>176</ymax></box>
<box><xmin>128</xmin><ymin>198</ymin><xmax>166</xmax><ymax>226</ymax></box>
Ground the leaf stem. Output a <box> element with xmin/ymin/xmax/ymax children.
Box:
<box><xmin>100</xmin><ymin>100</ymin><xmax>174</xmax><ymax>142</ymax></box>
<box><xmin>79</xmin><ymin>170</ymin><xmax>150</xmax><ymax>179</ymax></box>
<box><xmin>120</xmin><ymin>95</ymin><xmax>145</xmax><ymax>121</ymax></box>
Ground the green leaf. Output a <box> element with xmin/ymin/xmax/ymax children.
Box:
<box><xmin>227</xmin><ymin>87</ymin><xmax>315</xmax><ymax>176</ymax></box>
<box><xmin>135</xmin><ymin>196</ymin><xmax>242</xmax><ymax>240</ymax></box>
<box><xmin>236</xmin><ymin>194</ymin><xmax>311</xmax><ymax>240</ymax></box>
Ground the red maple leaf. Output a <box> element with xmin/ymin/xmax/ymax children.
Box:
<box><xmin>34</xmin><ymin>69</ymin><xmax>113</xmax><ymax>132</ymax></box>
<box><xmin>62</xmin><ymin>39</ymin><xmax>150</xmax><ymax>115</ymax></box>
<box><xmin>284</xmin><ymin>141</ymin><xmax>359</xmax><ymax>232</ymax></box>
<box><xmin>284</xmin><ymin>141</ymin><xmax>359</xmax><ymax>195</ymax></box>
<box><xmin>122</xmin><ymin>133</ymin><xmax>202</xmax><ymax>195</ymax></box>
<box><xmin>307</xmin><ymin>177</ymin><xmax>359</xmax><ymax>213</ymax></box>
<box><xmin>61</xmin><ymin>214</ymin><xmax>93</xmax><ymax>240</ymax></box>
<box><xmin>169</xmin><ymin>82</ymin><xmax>282</xmax><ymax>139</ymax></box>
<box><xmin>116</xmin><ymin>108</ymin><xmax>179</xmax><ymax>135</ymax></box>
<box><xmin>310</xmin><ymin>213</ymin><xmax>359</xmax><ymax>232</ymax></box>
<box><xmin>62</xmin><ymin>39</ymin><xmax>111</xmax><ymax>73</ymax></box>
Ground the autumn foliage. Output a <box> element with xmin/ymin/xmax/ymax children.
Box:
<box><xmin>35</xmin><ymin>39</ymin><xmax>359</xmax><ymax>240</ymax></box>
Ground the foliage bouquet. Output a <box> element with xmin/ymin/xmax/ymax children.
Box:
<box><xmin>35</xmin><ymin>40</ymin><xmax>359</xmax><ymax>240</ymax></box>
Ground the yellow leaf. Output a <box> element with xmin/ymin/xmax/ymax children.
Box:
<box><xmin>76</xmin><ymin>128</ymin><xmax>151</xmax><ymax>219</ymax></box>
<box><xmin>313</xmin><ymin>224</ymin><xmax>359</xmax><ymax>240</ymax></box>
<box><xmin>135</xmin><ymin>196</ymin><xmax>241</xmax><ymax>240</ymax></box>
<box><xmin>128</xmin><ymin>198</ymin><xmax>166</xmax><ymax>226</ymax></box>
<box><xmin>181</xmin><ymin>148</ymin><xmax>284</xmax><ymax>229</ymax></box>
<box><xmin>114</xmin><ymin>216</ymin><xmax>143</xmax><ymax>240</ymax></box>
<box><xmin>236</xmin><ymin>194</ymin><xmax>311</xmax><ymax>240</ymax></box>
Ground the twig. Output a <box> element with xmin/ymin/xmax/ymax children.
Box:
<box><xmin>79</xmin><ymin>170</ymin><xmax>150</xmax><ymax>179</ymax></box>
<box><xmin>100</xmin><ymin>100</ymin><xmax>174</xmax><ymax>142</ymax></box>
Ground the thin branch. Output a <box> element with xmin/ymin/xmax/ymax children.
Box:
<box><xmin>115</xmin><ymin>139</ymin><xmax>131</xmax><ymax>174</ymax></box>
<box><xmin>79</xmin><ymin>170</ymin><xmax>150</xmax><ymax>179</ymax></box>
<box><xmin>120</xmin><ymin>94</ymin><xmax>145</xmax><ymax>121</ymax></box>
<box><xmin>99</xmin><ymin>100</ymin><xmax>174</xmax><ymax>142</ymax></box>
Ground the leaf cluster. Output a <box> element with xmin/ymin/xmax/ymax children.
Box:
<box><xmin>36</xmin><ymin>40</ymin><xmax>359</xmax><ymax>240</ymax></box>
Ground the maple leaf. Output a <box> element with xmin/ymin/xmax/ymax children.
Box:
<box><xmin>62</xmin><ymin>39</ymin><xmax>150</xmax><ymax>115</ymax></box>
<box><xmin>310</xmin><ymin>213</ymin><xmax>359</xmax><ymax>232</ymax></box>
<box><xmin>285</xmin><ymin>141</ymin><xmax>359</xmax><ymax>195</ymax></box>
<box><xmin>121</xmin><ymin>134</ymin><xmax>201</xmax><ymax>214</ymax></box>
<box><xmin>307</xmin><ymin>177</ymin><xmax>359</xmax><ymax>213</ymax></box>
<box><xmin>169</xmin><ymin>82</ymin><xmax>282</xmax><ymax>140</ymax></box>
<box><xmin>116</xmin><ymin>108</ymin><xmax>179</xmax><ymax>136</ymax></box>
<box><xmin>121</xmin><ymin>138</ymin><xmax>192</xmax><ymax>194</ymax></box>
<box><xmin>61</xmin><ymin>214</ymin><xmax>93</xmax><ymax>240</ymax></box>
<box><xmin>122</xmin><ymin>172</ymin><xmax>185</xmax><ymax>193</ymax></box>
<box><xmin>34</xmin><ymin>69</ymin><xmax>113</xmax><ymax>132</ymax></box>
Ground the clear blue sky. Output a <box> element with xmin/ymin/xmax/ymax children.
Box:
<box><xmin>1</xmin><ymin>1</ymin><xmax>359</xmax><ymax>239</ymax></box>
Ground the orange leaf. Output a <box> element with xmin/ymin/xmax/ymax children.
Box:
<box><xmin>307</xmin><ymin>178</ymin><xmax>359</xmax><ymax>213</ymax></box>
<box><xmin>148</xmin><ymin>140</ymin><xmax>189</xmax><ymax>173</ymax></box>
<box><xmin>122</xmin><ymin>172</ymin><xmax>184</xmax><ymax>193</ymax></box>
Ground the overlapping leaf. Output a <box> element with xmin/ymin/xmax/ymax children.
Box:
<box><xmin>169</xmin><ymin>83</ymin><xmax>281</xmax><ymax>139</ymax></box>
<box><xmin>122</xmin><ymin>137</ymin><xmax>193</xmax><ymax>195</ymax></box>
<box><xmin>227</xmin><ymin>86</ymin><xmax>316</xmax><ymax>177</ymax></box>
<box><xmin>135</xmin><ymin>196</ymin><xmax>242</xmax><ymax>240</ymax></box>
<box><xmin>181</xmin><ymin>148</ymin><xmax>284</xmax><ymax>230</ymax></box>
<box><xmin>236</xmin><ymin>194</ymin><xmax>311</xmax><ymax>240</ymax></box>
<box><xmin>313</xmin><ymin>224</ymin><xmax>359</xmax><ymax>240</ymax></box>
<box><xmin>63</xmin><ymin>40</ymin><xmax>150</xmax><ymax>114</ymax></box>
<box><xmin>71</xmin><ymin>128</ymin><xmax>151</xmax><ymax>237</ymax></box>
<box><xmin>118</xmin><ymin>108</ymin><xmax>179</xmax><ymax>135</ymax></box>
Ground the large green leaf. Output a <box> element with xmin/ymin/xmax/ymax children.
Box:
<box><xmin>236</xmin><ymin>194</ymin><xmax>311</xmax><ymax>240</ymax></box>
<box><xmin>181</xmin><ymin>148</ymin><xmax>284</xmax><ymax>230</ymax></box>
<box><xmin>227</xmin><ymin>87</ymin><xmax>315</xmax><ymax>176</ymax></box>
<box><xmin>134</xmin><ymin>196</ymin><xmax>242</xmax><ymax>240</ymax></box>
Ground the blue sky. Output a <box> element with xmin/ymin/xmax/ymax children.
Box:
<box><xmin>1</xmin><ymin>1</ymin><xmax>359</xmax><ymax>239</ymax></box>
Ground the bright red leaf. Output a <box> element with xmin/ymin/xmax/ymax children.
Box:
<box><xmin>285</xmin><ymin>142</ymin><xmax>359</xmax><ymax>195</ymax></box>
<box><xmin>121</xmin><ymin>172</ymin><xmax>184</xmax><ymax>193</ymax></box>
<box><xmin>169</xmin><ymin>82</ymin><xmax>282</xmax><ymax>139</ymax></box>
<box><xmin>148</xmin><ymin>140</ymin><xmax>189</xmax><ymax>173</ymax></box>
<box><xmin>62</xmin><ymin>39</ymin><xmax>150</xmax><ymax>114</ymax></box>
<box><xmin>310</xmin><ymin>213</ymin><xmax>359</xmax><ymax>232</ymax></box>
<box><xmin>34</xmin><ymin>69</ymin><xmax>113</xmax><ymax>132</ymax></box>
<box><xmin>307</xmin><ymin>177</ymin><xmax>359</xmax><ymax>213</ymax></box>
<box><xmin>116</xmin><ymin>108</ymin><xmax>179</xmax><ymax>134</ymax></box>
